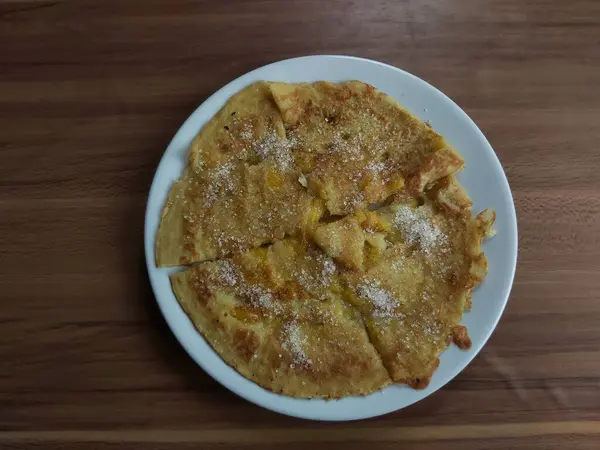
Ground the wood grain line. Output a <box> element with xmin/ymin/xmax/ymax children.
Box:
<box><xmin>2</xmin><ymin>422</ymin><xmax>599</xmax><ymax>443</ymax></box>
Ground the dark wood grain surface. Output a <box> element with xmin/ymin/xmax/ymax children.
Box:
<box><xmin>1</xmin><ymin>0</ymin><xmax>600</xmax><ymax>448</ymax></box>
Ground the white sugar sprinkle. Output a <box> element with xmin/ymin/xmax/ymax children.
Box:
<box><xmin>391</xmin><ymin>256</ymin><xmax>406</xmax><ymax>272</ymax></box>
<box><xmin>205</xmin><ymin>163</ymin><xmax>235</xmax><ymax>207</ymax></box>
<box><xmin>295</xmin><ymin>253</ymin><xmax>336</xmax><ymax>298</ymax></box>
<box><xmin>357</xmin><ymin>280</ymin><xmax>402</xmax><ymax>320</ymax></box>
<box><xmin>253</xmin><ymin>133</ymin><xmax>297</xmax><ymax>170</ymax></box>
<box><xmin>215</xmin><ymin>259</ymin><xmax>284</xmax><ymax>316</ymax></box>
<box><xmin>239</xmin><ymin>123</ymin><xmax>253</xmax><ymax>141</ymax></box>
<box><xmin>218</xmin><ymin>261</ymin><xmax>238</xmax><ymax>286</ymax></box>
<box><xmin>245</xmin><ymin>284</ymin><xmax>281</xmax><ymax>313</ymax></box>
<box><xmin>281</xmin><ymin>322</ymin><xmax>312</xmax><ymax>367</ymax></box>
<box><xmin>392</xmin><ymin>205</ymin><xmax>447</xmax><ymax>255</ymax></box>
<box><xmin>366</xmin><ymin>161</ymin><xmax>386</xmax><ymax>175</ymax></box>
<box><xmin>321</xmin><ymin>257</ymin><xmax>336</xmax><ymax>279</ymax></box>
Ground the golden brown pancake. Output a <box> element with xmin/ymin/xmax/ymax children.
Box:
<box><xmin>269</xmin><ymin>81</ymin><xmax>460</xmax><ymax>214</ymax></box>
<box><xmin>171</xmin><ymin>239</ymin><xmax>390</xmax><ymax>398</ymax></box>
<box><xmin>157</xmin><ymin>80</ymin><xmax>495</xmax><ymax>397</ymax></box>
<box><xmin>157</xmin><ymin>81</ymin><xmax>461</xmax><ymax>267</ymax></box>
<box><xmin>156</xmin><ymin>82</ymin><xmax>320</xmax><ymax>266</ymax></box>
<box><xmin>337</xmin><ymin>190</ymin><xmax>494</xmax><ymax>387</ymax></box>
<box><xmin>155</xmin><ymin>159</ymin><xmax>317</xmax><ymax>266</ymax></box>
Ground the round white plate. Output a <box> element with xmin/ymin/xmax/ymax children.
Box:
<box><xmin>144</xmin><ymin>55</ymin><xmax>518</xmax><ymax>421</ymax></box>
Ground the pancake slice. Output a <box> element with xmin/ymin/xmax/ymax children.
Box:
<box><xmin>157</xmin><ymin>80</ymin><xmax>496</xmax><ymax>396</ymax></box>
<box><xmin>188</xmin><ymin>81</ymin><xmax>287</xmax><ymax>172</ymax></box>
<box><xmin>268</xmin><ymin>81</ymin><xmax>457</xmax><ymax>215</ymax></box>
<box><xmin>336</xmin><ymin>187</ymin><xmax>492</xmax><ymax>387</ymax></box>
<box><xmin>155</xmin><ymin>160</ymin><xmax>316</xmax><ymax>267</ymax></box>
<box><xmin>157</xmin><ymin>81</ymin><xmax>463</xmax><ymax>267</ymax></box>
<box><xmin>171</xmin><ymin>239</ymin><xmax>390</xmax><ymax>398</ymax></box>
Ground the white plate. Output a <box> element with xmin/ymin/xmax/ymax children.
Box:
<box><xmin>144</xmin><ymin>55</ymin><xmax>518</xmax><ymax>421</ymax></box>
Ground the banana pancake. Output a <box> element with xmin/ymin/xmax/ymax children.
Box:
<box><xmin>268</xmin><ymin>81</ymin><xmax>463</xmax><ymax>214</ymax></box>
<box><xmin>157</xmin><ymin>81</ymin><xmax>462</xmax><ymax>267</ymax></box>
<box><xmin>157</xmin><ymin>80</ymin><xmax>496</xmax><ymax>397</ymax></box>
<box><xmin>335</xmin><ymin>185</ymin><xmax>494</xmax><ymax>388</ymax></box>
<box><xmin>171</xmin><ymin>239</ymin><xmax>390</xmax><ymax>398</ymax></box>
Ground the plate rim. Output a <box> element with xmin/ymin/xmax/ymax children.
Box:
<box><xmin>144</xmin><ymin>54</ymin><xmax>518</xmax><ymax>421</ymax></box>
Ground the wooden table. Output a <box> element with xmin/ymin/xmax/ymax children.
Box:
<box><xmin>1</xmin><ymin>0</ymin><xmax>599</xmax><ymax>448</ymax></box>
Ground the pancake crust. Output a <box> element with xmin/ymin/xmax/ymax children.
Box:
<box><xmin>157</xmin><ymin>80</ymin><xmax>495</xmax><ymax>397</ymax></box>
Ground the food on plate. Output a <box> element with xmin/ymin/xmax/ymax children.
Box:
<box><xmin>335</xmin><ymin>193</ymin><xmax>494</xmax><ymax>387</ymax></box>
<box><xmin>156</xmin><ymin>81</ymin><xmax>458</xmax><ymax>266</ymax></box>
<box><xmin>171</xmin><ymin>239</ymin><xmax>390</xmax><ymax>398</ymax></box>
<box><xmin>157</xmin><ymin>81</ymin><xmax>495</xmax><ymax>398</ymax></box>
